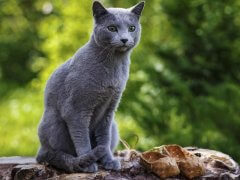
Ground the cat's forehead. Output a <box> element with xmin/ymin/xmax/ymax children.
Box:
<box><xmin>102</xmin><ymin>8</ymin><xmax>138</xmax><ymax>24</ymax></box>
<box><xmin>107</xmin><ymin>7</ymin><xmax>130</xmax><ymax>14</ymax></box>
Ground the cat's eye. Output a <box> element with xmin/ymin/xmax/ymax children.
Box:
<box><xmin>107</xmin><ymin>26</ymin><xmax>118</xmax><ymax>32</ymax></box>
<box><xmin>129</xmin><ymin>26</ymin><xmax>136</xmax><ymax>32</ymax></box>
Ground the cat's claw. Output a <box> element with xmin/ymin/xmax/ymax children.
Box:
<box><xmin>102</xmin><ymin>159</ymin><xmax>121</xmax><ymax>171</ymax></box>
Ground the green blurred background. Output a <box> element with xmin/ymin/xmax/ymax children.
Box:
<box><xmin>1</xmin><ymin>0</ymin><xmax>240</xmax><ymax>162</ymax></box>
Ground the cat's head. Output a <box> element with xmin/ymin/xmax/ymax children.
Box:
<box><xmin>92</xmin><ymin>1</ymin><xmax>144</xmax><ymax>52</ymax></box>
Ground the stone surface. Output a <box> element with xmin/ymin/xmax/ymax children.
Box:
<box><xmin>0</xmin><ymin>148</ymin><xmax>239</xmax><ymax>180</ymax></box>
<box><xmin>0</xmin><ymin>156</ymin><xmax>36</xmax><ymax>165</ymax></box>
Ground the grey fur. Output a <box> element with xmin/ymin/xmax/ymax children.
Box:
<box><xmin>36</xmin><ymin>1</ymin><xmax>144</xmax><ymax>173</ymax></box>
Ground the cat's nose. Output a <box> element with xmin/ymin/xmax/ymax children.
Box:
<box><xmin>121</xmin><ymin>39</ymin><xmax>128</xmax><ymax>44</ymax></box>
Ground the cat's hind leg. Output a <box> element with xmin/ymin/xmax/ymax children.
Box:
<box><xmin>36</xmin><ymin>146</ymin><xmax>79</xmax><ymax>172</ymax></box>
<box><xmin>36</xmin><ymin>145</ymin><xmax>107</xmax><ymax>173</ymax></box>
<box><xmin>37</xmin><ymin>109</ymin><xmax>107</xmax><ymax>172</ymax></box>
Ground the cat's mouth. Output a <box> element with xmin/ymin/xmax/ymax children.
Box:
<box><xmin>119</xmin><ymin>46</ymin><xmax>128</xmax><ymax>52</ymax></box>
<box><xmin>117</xmin><ymin>45</ymin><xmax>130</xmax><ymax>52</ymax></box>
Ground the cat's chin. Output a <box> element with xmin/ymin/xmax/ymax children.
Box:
<box><xmin>116</xmin><ymin>46</ymin><xmax>131</xmax><ymax>53</ymax></box>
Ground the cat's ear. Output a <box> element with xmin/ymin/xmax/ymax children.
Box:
<box><xmin>92</xmin><ymin>1</ymin><xmax>108</xmax><ymax>19</ymax></box>
<box><xmin>130</xmin><ymin>1</ymin><xmax>145</xmax><ymax>18</ymax></box>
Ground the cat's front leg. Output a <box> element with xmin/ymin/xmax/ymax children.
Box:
<box><xmin>95</xmin><ymin>109</ymin><xmax>121</xmax><ymax>171</ymax></box>
<box><xmin>66</xmin><ymin>112</ymin><xmax>92</xmax><ymax>156</ymax></box>
<box><xmin>63</xmin><ymin>108</ymin><xmax>98</xmax><ymax>172</ymax></box>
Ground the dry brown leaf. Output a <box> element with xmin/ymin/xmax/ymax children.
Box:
<box><xmin>141</xmin><ymin>145</ymin><xmax>205</xmax><ymax>179</ymax></box>
<box><xmin>163</xmin><ymin>145</ymin><xmax>205</xmax><ymax>179</ymax></box>
<box><xmin>140</xmin><ymin>151</ymin><xmax>180</xmax><ymax>178</ymax></box>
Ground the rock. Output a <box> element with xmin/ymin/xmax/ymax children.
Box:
<box><xmin>0</xmin><ymin>147</ymin><xmax>239</xmax><ymax>180</ymax></box>
<box><xmin>0</xmin><ymin>157</ymin><xmax>36</xmax><ymax>165</ymax></box>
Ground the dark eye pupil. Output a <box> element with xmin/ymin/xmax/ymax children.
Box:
<box><xmin>129</xmin><ymin>26</ymin><xmax>135</xmax><ymax>32</ymax></box>
<box><xmin>108</xmin><ymin>26</ymin><xmax>117</xmax><ymax>32</ymax></box>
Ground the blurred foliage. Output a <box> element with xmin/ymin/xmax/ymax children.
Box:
<box><xmin>0</xmin><ymin>0</ymin><xmax>45</xmax><ymax>96</ymax></box>
<box><xmin>0</xmin><ymin>0</ymin><xmax>240</xmax><ymax>162</ymax></box>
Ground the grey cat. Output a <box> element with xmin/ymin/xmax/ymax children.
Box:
<box><xmin>36</xmin><ymin>1</ymin><xmax>144</xmax><ymax>173</ymax></box>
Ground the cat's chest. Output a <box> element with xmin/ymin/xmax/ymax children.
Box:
<box><xmin>97</xmin><ymin>59</ymin><xmax>129</xmax><ymax>90</ymax></box>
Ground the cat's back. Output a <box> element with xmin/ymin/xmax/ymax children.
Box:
<box><xmin>44</xmin><ymin>58</ymin><xmax>73</xmax><ymax>106</ymax></box>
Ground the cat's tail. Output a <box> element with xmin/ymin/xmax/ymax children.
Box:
<box><xmin>36</xmin><ymin>145</ymin><xmax>107</xmax><ymax>173</ymax></box>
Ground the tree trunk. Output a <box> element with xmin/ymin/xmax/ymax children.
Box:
<box><xmin>0</xmin><ymin>147</ymin><xmax>239</xmax><ymax>180</ymax></box>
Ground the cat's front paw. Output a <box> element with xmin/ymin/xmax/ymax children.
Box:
<box><xmin>72</xmin><ymin>161</ymin><xmax>98</xmax><ymax>173</ymax></box>
<box><xmin>102</xmin><ymin>158</ymin><xmax>121</xmax><ymax>171</ymax></box>
<box><xmin>82</xmin><ymin>163</ymin><xmax>98</xmax><ymax>173</ymax></box>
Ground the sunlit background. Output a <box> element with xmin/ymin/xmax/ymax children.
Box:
<box><xmin>0</xmin><ymin>0</ymin><xmax>240</xmax><ymax>162</ymax></box>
